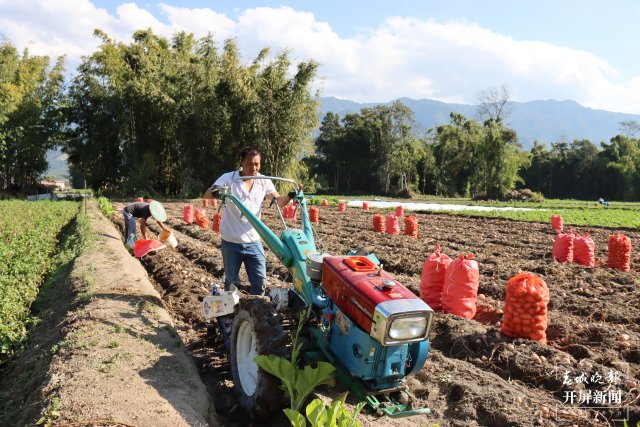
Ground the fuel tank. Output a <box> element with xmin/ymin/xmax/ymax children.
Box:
<box><xmin>321</xmin><ymin>255</ymin><xmax>420</xmax><ymax>333</ymax></box>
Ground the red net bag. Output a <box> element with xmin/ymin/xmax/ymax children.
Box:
<box><xmin>608</xmin><ymin>234</ymin><xmax>632</xmax><ymax>272</ymax></box>
<box><xmin>501</xmin><ymin>272</ymin><xmax>550</xmax><ymax>344</ymax></box>
<box><xmin>419</xmin><ymin>244</ymin><xmax>452</xmax><ymax>311</ymax></box>
<box><xmin>203</xmin><ymin>199</ymin><xmax>209</xmax><ymax>207</ymax></box>
<box><xmin>553</xmin><ymin>232</ymin><xmax>574</xmax><ymax>262</ymax></box>
<box><xmin>373</xmin><ymin>214</ymin><xmax>385</xmax><ymax>232</ymax></box>
<box><xmin>211</xmin><ymin>199</ymin><xmax>219</xmax><ymax>208</ymax></box>
<box><xmin>574</xmin><ymin>232</ymin><xmax>595</xmax><ymax>267</ymax></box>
<box><xmin>322</xmin><ymin>199</ymin><xmax>329</xmax><ymax>207</ymax></box>
<box><xmin>551</xmin><ymin>215</ymin><xmax>564</xmax><ymax>233</ymax></box>
<box><xmin>309</xmin><ymin>206</ymin><xmax>319</xmax><ymax>223</ymax></box>
<box><xmin>363</xmin><ymin>202</ymin><xmax>369</xmax><ymax>211</ymax></box>
<box><xmin>212</xmin><ymin>212</ymin><xmax>221</xmax><ymax>234</ymax></box>
<box><xmin>136</xmin><ymin>197</ymin><xmax>143</xmax><ymax>202</ymax></box>
<box><xmin>285</xmin><ymin>204</ymin><xmax>297</xmax><ymax>219</ymax></box>
<box><xmin>195</xmin><ymin>208</ymin><xmax>209</xmax><ymax>229</ymax></box>
<box><xmin>183</xmin><ymin>204</ymin><xmax>194</xmax><ymax>224</ymax></box>
<box><xmin>338</xmin><ymin>201</ymin><xmax>346</xmax><ymax>212</ymax></box>
<box><xmin>441</xmin><ymin>254</ymin><xmax>480</xmax><ymax>319</ymax></box>
<box><xmin>404</xmin><ymin>215</ymin><xmax>418</xmax><ymax>238</ymax></box>
<box><xmin>385</xmin><ymin>214</ymin><xmax>400</xmax><ymax>235</ymax></box>
<box><xmin>396</xmin><ymin>205</ymin><xmax>404</xmax><ymax>217</ymax></box>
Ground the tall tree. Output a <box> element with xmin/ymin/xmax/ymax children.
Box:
<box><xmin>65</xmin><ymin>29</ymin><xmax>318</xmax><ymax>195</ymax></box>
<box><xmin>478</xmin><ymin>118</ymin><xmax>523</xmax><ymax>199</ymax></box>
<box><xmin>431</xmin><ymin>113</ymin><xmax>483</xmax><ymax>197</ymax></box>
<box><xmin>477</xmin><ymin>84</ymin><xmax>511</xmax><ymax>123</ymax></box>
<box><xmin>0</xmin><ymin>40</ymin><xmax>66</xmax><ymax>192</ymax></box>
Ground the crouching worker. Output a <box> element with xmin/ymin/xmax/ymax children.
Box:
<box><xmin>122</xmin><ymin>200</ymin><xmax>169</xmax><ymax>248</ymax></box>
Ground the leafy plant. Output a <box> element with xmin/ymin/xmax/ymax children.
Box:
<box><xmin>97</xmin><ymin>197</ymin><xmax>114</xmax><ymax>217</ymax></box>
<box><xmin>0</xmin><ymin>201</ymin><xmax>79</xmax><ymax>362</ymax></box>
<box><xmin>284</xmin><ymin>392</ymin><xmax>366</xmax><ymax>427</ymax></box>
<box><xmin>255</xmin><ymin>311</ymin><xmax>336</xmax><ymax>413</ymax></box>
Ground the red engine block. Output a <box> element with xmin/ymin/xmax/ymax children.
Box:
<box><xmin>321</xmin><ymin>256</ymin><xmax>420</xmax><ymax>333</ymax></box>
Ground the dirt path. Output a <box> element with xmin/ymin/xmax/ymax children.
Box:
<box><xmin>9</xmin><ymin>201</ymin><xmax>218</xmax><ymax>426</ymax></box>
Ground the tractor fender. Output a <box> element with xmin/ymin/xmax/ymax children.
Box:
<box><xmin>406</xmin><ymin>340</ymin><xmax>430</xmax><ymax>377</ymax></box>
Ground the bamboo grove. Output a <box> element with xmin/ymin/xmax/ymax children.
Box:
<box><xmin>2</xmin><ymin>30</ymin><xmax>640</xmax><ymax>200</ymax></box>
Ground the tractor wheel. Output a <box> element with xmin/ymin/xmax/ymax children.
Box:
<box><xmin>230</xmin><ymin>296</ymin><xmax>289</xmax><ymax>419</ymax></box>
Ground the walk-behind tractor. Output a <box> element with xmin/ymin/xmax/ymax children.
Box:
<box><xmin>202</xmin><ymin>177</ymin><xmax>434</xmax><ymax>419</ymax></box>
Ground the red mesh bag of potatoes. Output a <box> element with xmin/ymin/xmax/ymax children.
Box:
<box><xmin>212</xmin><ymin>212</ymin><xmax>221</xmax><ymax>234</ymax></box>
<box><xmin>309</xmin><ymin>206</ymin><xmax>319</xmax><ymax>223</ymax></box>
<box><xmin>183</xmin><ymin>204</ymin><xmax>194</xmax><ymax>224</ymax></box>
<box><xmin>195</xmin><ymin>208</ymin><xmax>209</xmax><ymax>229</ymax></box>
<box><xmin>573</xmin><ymin>232</ymin><xmax>595</xmax><ymax>267</ymax></box>
<box><xmin>553</xmin><ymin>232</ymin><xmax>574</xmax><ymax>262</ymax></box>
<box><xmin>373</xmin><ymin>213</ymin><xmax>385</xmax><ymax>233</ymax></box>
<box><xmin>441</xmin><ymin>254</ymin><xmax>479</xmax><ymax>319</ymax></box>
<box><xmin>608</xmin><ymin>233</ymin><xmax>631</xmax><ymax>272</ymax></box>
<box><xmin>282</xmin><ymin>204</ymin><xmax>294</xmax><ymax>219</ymax></box>
<box><xmin>404</xmin><ymin>215</ymin><xmax>418</xmax><ymax>238</ymax></box>
<box><xmin>501</xmin><ymin>272</ymin><xmax>550</xmax><ymax>344</ymax></box>
<box><xmin>551</xmin><ymin>215</ymin><xmax>564</xmax><ymax>233</ymax></box>
<box><xmin>420</xmin><ymin>244</ymin><xmax>452</xmax><ymax>311</ymax></box>
<box><xmin>385</xmin><ymin>214</ymin><xmax>400</xmax><ymax>235</ymax></box>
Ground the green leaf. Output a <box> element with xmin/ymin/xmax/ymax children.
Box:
<box><xmin>305</xmin><ymin>398</ymin><xmax>328</xmax><ymax>427</ymax></box>
<box><xmin>283</xmin><ymin>408</ymin><xmax>306</xmax><ymax>427</ymax></box>
<box><xmin>324</xmin><ymin>392</ymin><xmax>348</xmax><ymax>427</ymax></box>
<box><xmin>255</xmin><ymin>354</ymin><xmax>296</xmax><ymax>386</ymax></box>
<box><xmin>292</xmin><ymin>362</ymin><xmax>336</xmax><ymax>410</ymax></box>
<box><xmin>255</xmin><ymin>354</ymin><xmax>297</xmax><ymax>406</ymax></box>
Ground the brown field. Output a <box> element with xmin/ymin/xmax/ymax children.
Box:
<box><xmin>111</xmin><ymin>201</ymin><xmax>640</xmax><ymax>427</ymax></box>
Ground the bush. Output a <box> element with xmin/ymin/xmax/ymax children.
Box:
<box><xmin>501</xmin><ymin>189</ymin><xmax>545</xmax><ymax>203</ymax></box>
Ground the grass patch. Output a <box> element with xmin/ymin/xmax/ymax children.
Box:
<box><xmin>434</xmin><ymin>206</ymin><xmax>640</xmax><ymax>228</ymax></box>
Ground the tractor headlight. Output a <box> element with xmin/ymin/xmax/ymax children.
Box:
<box><xmin>388</xmin><ymin>316</ymin><xmax>428</xmax><ymax>340</ymax></box>
<box><xmin>370</xmin><ymin>299</ymin><xmax>434</xmax><ymax>346</ymax></box>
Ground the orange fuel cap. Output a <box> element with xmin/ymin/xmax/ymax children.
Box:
<box><xmin>343</xmin><ymin>256</ymin><xmax>378</xmax><ymax>272</ymax></box>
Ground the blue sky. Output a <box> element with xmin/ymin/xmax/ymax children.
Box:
<box><xmin>2</xmin><ymin>0</ymin><xmax>640</xmax><ymax>113</ymax></box>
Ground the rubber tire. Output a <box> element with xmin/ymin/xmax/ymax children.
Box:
<box><xmin>230</xmin><ymin>296</ymin><xmax>289</xmax><ymax>419</ymax></box>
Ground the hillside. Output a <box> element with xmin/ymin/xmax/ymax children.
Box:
<box><xmin>320</xmin><ymin>96</ymin><xmax>640</xmax><ymax>149</ymax></box>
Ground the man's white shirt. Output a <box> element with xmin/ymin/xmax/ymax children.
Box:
<box><xmin>213</xmin><ymin>171</ymin><xmax>276</xmax><ymax>243</ymax></box>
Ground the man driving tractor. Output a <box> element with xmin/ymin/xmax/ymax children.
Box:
<box><xmin>205</xmin><ymin>146</ymin><xmax>294</xmax><ymax>295</ymax></box>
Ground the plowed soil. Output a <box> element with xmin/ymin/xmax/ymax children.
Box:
<box><xmin>111</xmin><ymin>201</ymin><xmax>640</xmax><ymax>427</ymax></box>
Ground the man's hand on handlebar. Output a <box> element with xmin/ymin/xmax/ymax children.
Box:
<box><xmin>208</xmin><ymin>185</ymin><xmax>225</xmax><ymax>199</ymax></box>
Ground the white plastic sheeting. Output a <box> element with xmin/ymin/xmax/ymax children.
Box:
<box><xmin>347</xmin><ymin>200</ymin><xmax>541</xmax><ymax>212</ymax></box>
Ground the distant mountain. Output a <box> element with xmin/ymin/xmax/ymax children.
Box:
<box><xmin>320</xmin><ymin>96</ymin><xmax>640</xmax><ymax>149</ymax></box>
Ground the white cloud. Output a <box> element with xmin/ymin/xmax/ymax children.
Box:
<box><xmin>0</xmin><ymin>1</ymin><xmax>639</xmax><ymax>113</ymax></box>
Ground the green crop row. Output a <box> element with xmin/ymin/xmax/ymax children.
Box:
<box><xmin>0</xmin><ymin>200</ymin><xmax>79</xmax><ymax>360</ymax></box>
<box><xmin>435</xmin><ymin>206</ymin><xmax>640</xmax><ymax>229</ymax></box>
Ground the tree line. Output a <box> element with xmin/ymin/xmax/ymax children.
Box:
<box><xmin>1</xmin><ymin>31</ymin><xmax>639</xmax><ymax>200</ymax></box>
